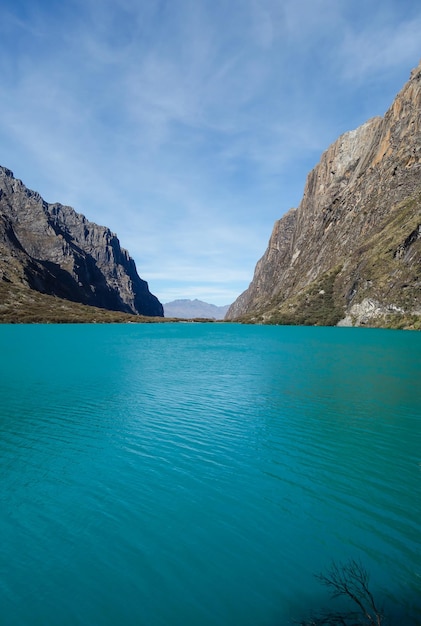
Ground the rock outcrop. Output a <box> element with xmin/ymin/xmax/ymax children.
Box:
<box><xmin>226</xmin><ymin>60</ymin><xmax>421</xmax><ymax>328</ymax></box>
<box><xmin>0</xmin><ymin>167</ymin><xmax>163</xmax><ymax>317</ymax></box>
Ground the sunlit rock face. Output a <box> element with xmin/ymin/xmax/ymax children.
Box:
<box><xmin>226</xmin><ymin>60</ymin><xmax>421</xmax><ymax>327</ymax></box>
<box><xmin>0</xmin><ymin>167</ymin><xmax>163</xmax><ymax>317</ymax></box>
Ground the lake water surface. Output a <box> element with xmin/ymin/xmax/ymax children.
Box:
<box><xmin>0</xmin><ymin>324</ymin><xmax>420</xmax><ymax>625</ymax></box>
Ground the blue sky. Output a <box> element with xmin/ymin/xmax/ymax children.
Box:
<box><xmin>0</xmin><ymin>0</ymin><xmax>420</xmax><ymax>305</ymax></box>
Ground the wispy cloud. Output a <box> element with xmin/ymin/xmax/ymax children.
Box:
<box><xmin>341</xmin><ymin>22</ymin><xmax>421</xmax><ymax>82</ymax></box>
<box><xmin>0</xmin><ymin>0</ymin><xmax>419</xmax><ymax>305</ymax></box>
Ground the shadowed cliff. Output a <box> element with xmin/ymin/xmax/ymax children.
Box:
<box><xmin>0</xmin><ymin>167</ymin><xmax>163</xmax><ymax>318</ymax></box>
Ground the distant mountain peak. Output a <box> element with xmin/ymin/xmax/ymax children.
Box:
<box><xmin>163</xmin><ymin>299</ymin><xmax>230</xmax><ymax>320</ymax></box>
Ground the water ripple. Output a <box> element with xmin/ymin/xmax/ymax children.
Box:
<box><xmin>0</xmin><ymin>324</ymin><xmax>420</xmax><ymax>625</ymax></box>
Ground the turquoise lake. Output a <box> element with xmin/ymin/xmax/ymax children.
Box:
<box><xmin>0</xmin><ymin>323</ymin><xmax>420</xmax><ymax>625</ymax></box>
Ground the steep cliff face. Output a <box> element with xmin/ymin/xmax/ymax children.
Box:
<box><xmin>226</xmin><ymin>60</ymin><xmax>421</xmax><ymax>327</ymax></box>
<box><xmin>0</xmin><ymin>167</ymin><xmax>163</xmax><ymax>317</ymax></box>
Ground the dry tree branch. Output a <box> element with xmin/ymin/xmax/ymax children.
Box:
<box><xmin>315</xmin><ymin>559</ymin><xmax>384</xmax><ymax>626</ymax></box>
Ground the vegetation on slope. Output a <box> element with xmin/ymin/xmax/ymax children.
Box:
<box><xmin>0</xmin><ymin>281</ymin><xmax>218</xmax><ymax>324</ymax></box>
<box><xmin>0</xmin><ymin>281</ymin><xmax>164</xmax><ymax>323</ymax></box>
<box><xmin>237</xmin><ymin>266</ymin><xmax>345</xmax><ymax>327</ymax></box>
<box><xmin>345</xmin><ymin>193</ymin><xmax>421</xmax><ymax>312</ymax></box>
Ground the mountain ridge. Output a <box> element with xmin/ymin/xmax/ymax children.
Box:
<box><xmin>0</xmin><ymin>167</ymin><xmax>163</xmax><ymax>318</ymax></box>
<box><xmin>226</xmin><ymin>60</ymin><xmax>421</xmax><ymax>329</ymax></box>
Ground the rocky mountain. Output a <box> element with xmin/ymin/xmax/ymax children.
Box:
<box><xmin>163</xmin><ymin>299</ymin><xmax>230</xmax><ymax>319</ymax></box>
<box><xmin>226</xmin><ymin>60</ymin><xmax>421</xmax><ymax>329</ymax></box>
<box><xmin>0</xmin><ymin>167</ymin><xmax>163</xmax><ymax>317</ymax></box>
